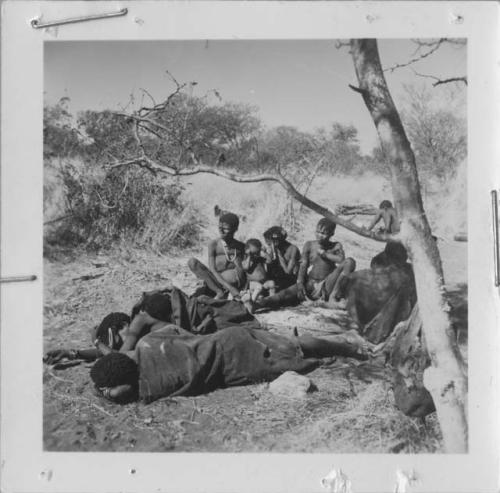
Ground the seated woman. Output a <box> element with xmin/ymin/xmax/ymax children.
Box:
<box><xmin>262</xmin><ymin>226</ymin><xmax>300</xmax><ymax>292</ymax></box>
<box><xmin>89</xmin><ymin>324</ymin><xmax>370</xmax><ymax>404</ymax></box>
<box><xmin>241</xmin><ymin>238</ymin><xmax>276</xmax><ymax>302</ymax></box>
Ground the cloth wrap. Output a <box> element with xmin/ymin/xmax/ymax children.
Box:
<box><xmin>132</xmin><ymin>287</ymin><xmax>260</xmax><ymax>334</ymax></box>
<box><xmin>136</xmin><ymin>325</ymin><xmax>320</xmax><ymax>403</ymax></box>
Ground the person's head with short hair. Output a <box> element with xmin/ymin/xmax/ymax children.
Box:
<box><xmin>379</xmin><ymin>200</ymin><xmax>393</xmax><ymax>210</ymax></box>
<box><xmin>130</xmin><ymin>291</ymin><xmax>172</xmax><ymax>324</ymax></box>
<box><xmin>218</xmin><ymin>212</ymin><xmax>239</xmax><ymax>241</ymax></box>
<box><xmin>384</xmin><ymin>241</ymin><xmax>408</xmax><ymax>266</ymax></box>
<box><xmin>245</xmin><ymin>238</ymin><xmax>262</xmax><ymax>256</ymax></box>
<box><xmin>95</xmin><ymin>312</ymin><xmax>131</xmax><ymax>350</ymax></box>
<box><xmin>263</xmin><ymin>226</ymin><xmax>287</xmax><ymax>247</ymax></box>
<box><xmin>90</xmin><ymin>352</ymin><xmax>139</xmax><ymax>403</ymax></box>
<box><xmin>142</xmin><ymin>292</ymin><xmax>172</xmax><ymax>321</ymax></box>
<box><xmin>316</xmin><ymin>218</ymin><xmax>336</xmax><ymax>243</ymax></box>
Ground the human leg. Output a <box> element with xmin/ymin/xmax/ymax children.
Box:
<box><xmin>187</xmin><ymin>258</ymin><xmax>225</xmax><ymax>298</ymax></box>
<box><xmin>254</xmin><ymin>284</ymin><xmax>301</xmax><ymax>310</ymax></box>
<box><xmin>263</xmin><ymin>279</ymin><xmax>276</xmax><ymax>296</ymax></box>
<box><xmin>248</xmin><ymin>281</ymin><xmax>264</xmax><ymax>302</ymax></box>
<box><xmin>297</xmin><ymin>331</ymin><xmax>369</xmax><ymax>360</ymax></box>
<box><xmin>324</xmin><ymin>258</ymin><xmax>356</xmax><ymax>302</ymax></box>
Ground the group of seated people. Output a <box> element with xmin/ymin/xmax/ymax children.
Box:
<box><xmin>187</xmin><ymin>199</ymin><xmax>400</xmax><ymax>313</ymax></box>
<box><xmin>44</xmin><ymin>200</ymin><xmax>417</xmax><ymax>406</ymax></box>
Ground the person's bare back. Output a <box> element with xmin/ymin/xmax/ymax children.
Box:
<box><xmin>367</xmin><ymin>200</ymin><xmax>400</xmax><ymax>234</ymax></box>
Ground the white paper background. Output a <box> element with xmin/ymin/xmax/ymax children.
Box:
<box><xmin>1</xmin><ymin>1</ymin><xmax>499</xmax><ymax>492</ymax></box>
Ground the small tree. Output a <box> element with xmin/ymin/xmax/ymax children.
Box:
<box><xmin>350</xmin><ymin>39</ymin><xmax>468</xmax><ymax>452</ymax></box>
<box><xmin>401</xmin><ymin>84</ymin><xmax>467</xmax><ymax>183</ymax></box>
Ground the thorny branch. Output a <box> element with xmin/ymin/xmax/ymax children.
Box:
<box><xmin>384</xmin><ymin>38</ymin><xmax>466</xmax><ymax>78</ymax></box>
<box><xmin>412</xmin><ymin>69</ymin><xmax>468</xmax><ymax>87</ymax></box>
<box><xmin>384</xmin><ymin>38</ymin><xmax>447</xmax><ymax>73</ymax></box>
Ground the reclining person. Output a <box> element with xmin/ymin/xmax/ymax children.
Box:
<box><xmin>252</xmin><ymin>218</ymin><xmax>356</xmax><ymax>311</ymax></box>
<box><xmin>89</xmin><ymin>323</ymin><xmax>370</xmax><ymax>404</ymax></box>
<box><xmin>188</xmin><ymin>212</ymin><xmax>246</xmax><ymax>300</ymax></box>
<box><xmin>44</xmin><ymin>288</ymin><xmax>259</xmax><ymax>364</ymax></box>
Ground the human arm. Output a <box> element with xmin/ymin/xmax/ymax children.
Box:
<box><xmin>44</xmin><ymin>347</ymin><xmax>100</xmax><ymax>364</ymax></box>
<box><xmin>319</xmin><ymin>243</ymin><xmax>345</xmax><ymax>264</ymax></box>
<box><xmin>278</xmin><ymin>245</ymin><xmax>300</xmax><ymax>275</ymax></box>
<box><xmin>367</xmin><ymin>211</ymin><xmax>382</xmax><ymax>231</ymax></box>
<box><xmin>262</xmin><ymin>245</ymin><xmax>274</xmax><ymax>264</ymax></box>
<box><xmin>119</xmin><ymin>311</ymin><xmax>158</xmax><ymax>352</ymax></box>
<box><xmin>297</xmin><ymin>242</ymin><xmax>311</xmax><ymax>297</ymax></box>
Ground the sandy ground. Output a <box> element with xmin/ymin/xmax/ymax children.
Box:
<box><xmin>43</xmin><ymin>237</ymin><xmax>466</xmax><ymax>453</ymax></box>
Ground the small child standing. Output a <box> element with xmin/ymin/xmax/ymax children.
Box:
<box><xmin>241</xmin><ymin>238</ymin><xmax>276</xmax><ymax>302</ymax></box>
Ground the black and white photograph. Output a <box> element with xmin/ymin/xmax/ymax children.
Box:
<box><xmin>42</xmin><ymin>38</ymin><xmax>468</xmax><ymax>454</ymax></box>
<box><xmin>2</xmin><ymin>2</ymin><xmax>499</xmax><ymax>492</ymax></box>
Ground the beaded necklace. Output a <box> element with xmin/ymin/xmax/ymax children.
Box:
<box><xmin>221</xmin><ymin>240</ymin><xmax>237</xmax><ymax>262</ymax></box>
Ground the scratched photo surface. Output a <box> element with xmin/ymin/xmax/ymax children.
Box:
<box><xmin>43</xmin><ymin>39</ymin><xmax>467</xmax><ymax>453</ymax></box>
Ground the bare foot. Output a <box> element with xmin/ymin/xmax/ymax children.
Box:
<box><xmin>214</xmin><ymin>291</ymin><xmax>226</xmax><ymax>300</ymax></box>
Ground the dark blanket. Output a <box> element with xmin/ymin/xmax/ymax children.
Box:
<box><xmin>136</xmin><ymin>325</ymin><xmax>320</xmax><ymax>402</ymax></box>
<box><xmin>132</xmin><ymin>287</ymin><xmax>260</xmax><ymax>334</ymax></box>
<box><xmin>345</xmin><ymin>264</ymin><xmax>416</xmax><ymax>344</ymax></box>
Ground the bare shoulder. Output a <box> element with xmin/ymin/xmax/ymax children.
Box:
<box><xmin>207</xmin><ymin>238</ymin><xmax>219</xmax><ymax>253</ymax></box>
<box><xmin>302</xmin><ymin>240</ymin><xmax>314</xmax><ymax>251</ymax></box>
<box><xmin>233</xmin><ymin>239</ymin><xmax>245</xmax><ymax>251</ymax></box>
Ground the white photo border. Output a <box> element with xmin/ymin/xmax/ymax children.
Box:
<box><xmin>1</xmin><ymin>1</ymin><xmax>499</xmax><ymax>492</ymax></box>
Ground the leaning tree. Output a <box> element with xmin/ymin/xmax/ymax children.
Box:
<box><xmin>106</xmin><ymin>40</ymin><xmax>467</xmax><ymax>452</ymax></box>
<box><xmin>349</xmin><ymin>39</ymin><xmax>467</xmax><ymax>452</ymax></box>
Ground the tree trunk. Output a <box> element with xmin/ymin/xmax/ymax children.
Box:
<box><xmin>350</xmin><ymin>39</ymin><xmax>468</xmax><ymax>452</ymax></box>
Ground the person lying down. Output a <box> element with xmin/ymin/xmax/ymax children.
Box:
<box><xmin>89</xmin><ymin>323</ymin><xmax>370</xmax><ymax>404</ymax></box>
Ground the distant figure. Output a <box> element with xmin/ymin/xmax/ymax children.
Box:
<box><xmin>44</xmin><ymin>288</ymin><xmax>259</xmax><ymax>363</ymax></box>
<box><xmin>262</xmin><ymin>226</ymin><xmax>300</xmax><ymax>291</ymax></box>
<box><xmin>367</xmin><ymin>200</ymin><xmax>400</xmax><ymax>234</ymax></box>
<box><xmin>241</xmin><ymin>238</ymin><xmax>276</xmax><ymax>302</ymax></box>
<box><xmin>188</xmin><ymin>211</ymin><xmax>246</xmax><ymax>300</ymax></box>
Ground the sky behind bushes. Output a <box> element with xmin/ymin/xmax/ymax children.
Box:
<box><xmin>44</xmin><ymin>39</ymin><xmax>466</xmax><ymax>153</ymax></box>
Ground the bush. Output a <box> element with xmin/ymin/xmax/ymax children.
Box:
<box><xmin>44</xmin><ymin>162</ymin><xmax>204</xmax><ymax>254</ymax></box>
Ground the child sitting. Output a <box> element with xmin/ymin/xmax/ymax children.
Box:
<box><xmin>241</xmin><ymin>238</ymin><xmax>276</xmax><ymax>302</ymax></box>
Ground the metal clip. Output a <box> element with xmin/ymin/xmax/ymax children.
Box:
<box><xmin>0</xmin><ymin>275</ymin><xmax>37</xmax><ymax>284</ymax></box>
<box><xmin>492</xmin><ymin>190</ymin><xmax>500</xmax><ymax>287</ymax></box>
<box><xmin>31</xmin><ymin>8</ymin><xmax>128</xmax><ymax>29</ymax></box>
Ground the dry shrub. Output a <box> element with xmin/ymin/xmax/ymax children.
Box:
<box><xmin>44</xmin><ymin>161</ymin><xmax>203</xmax><ymax>255</ymax></box>
<box><xmin>425</xmin><ymin>159</ymin><xmax>467</xmax><ymax>238</ymax></box>
<box><xmin>183</xmin><ymin>173</ymin><xmax>292</xmax><ymax>240</ymax></box>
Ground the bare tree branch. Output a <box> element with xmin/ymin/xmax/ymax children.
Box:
<box><xmin>384</xmin><ymin>38</ymin><xmax>446</xmax><ymax>73</ymax></box>
<box><xmin>109</xmin><ymin>152</ymin><xmax>392</xmax><ymax>243</ymax></box>
<box><xmin>115</xmin><ymin>113</ymin><xmax>170</xmax><ymax>133</ymax></box>
<box><xmin>412</xmin><ymin>69</ymin><xmax>468</xmax><ymax>87</ymax></box>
